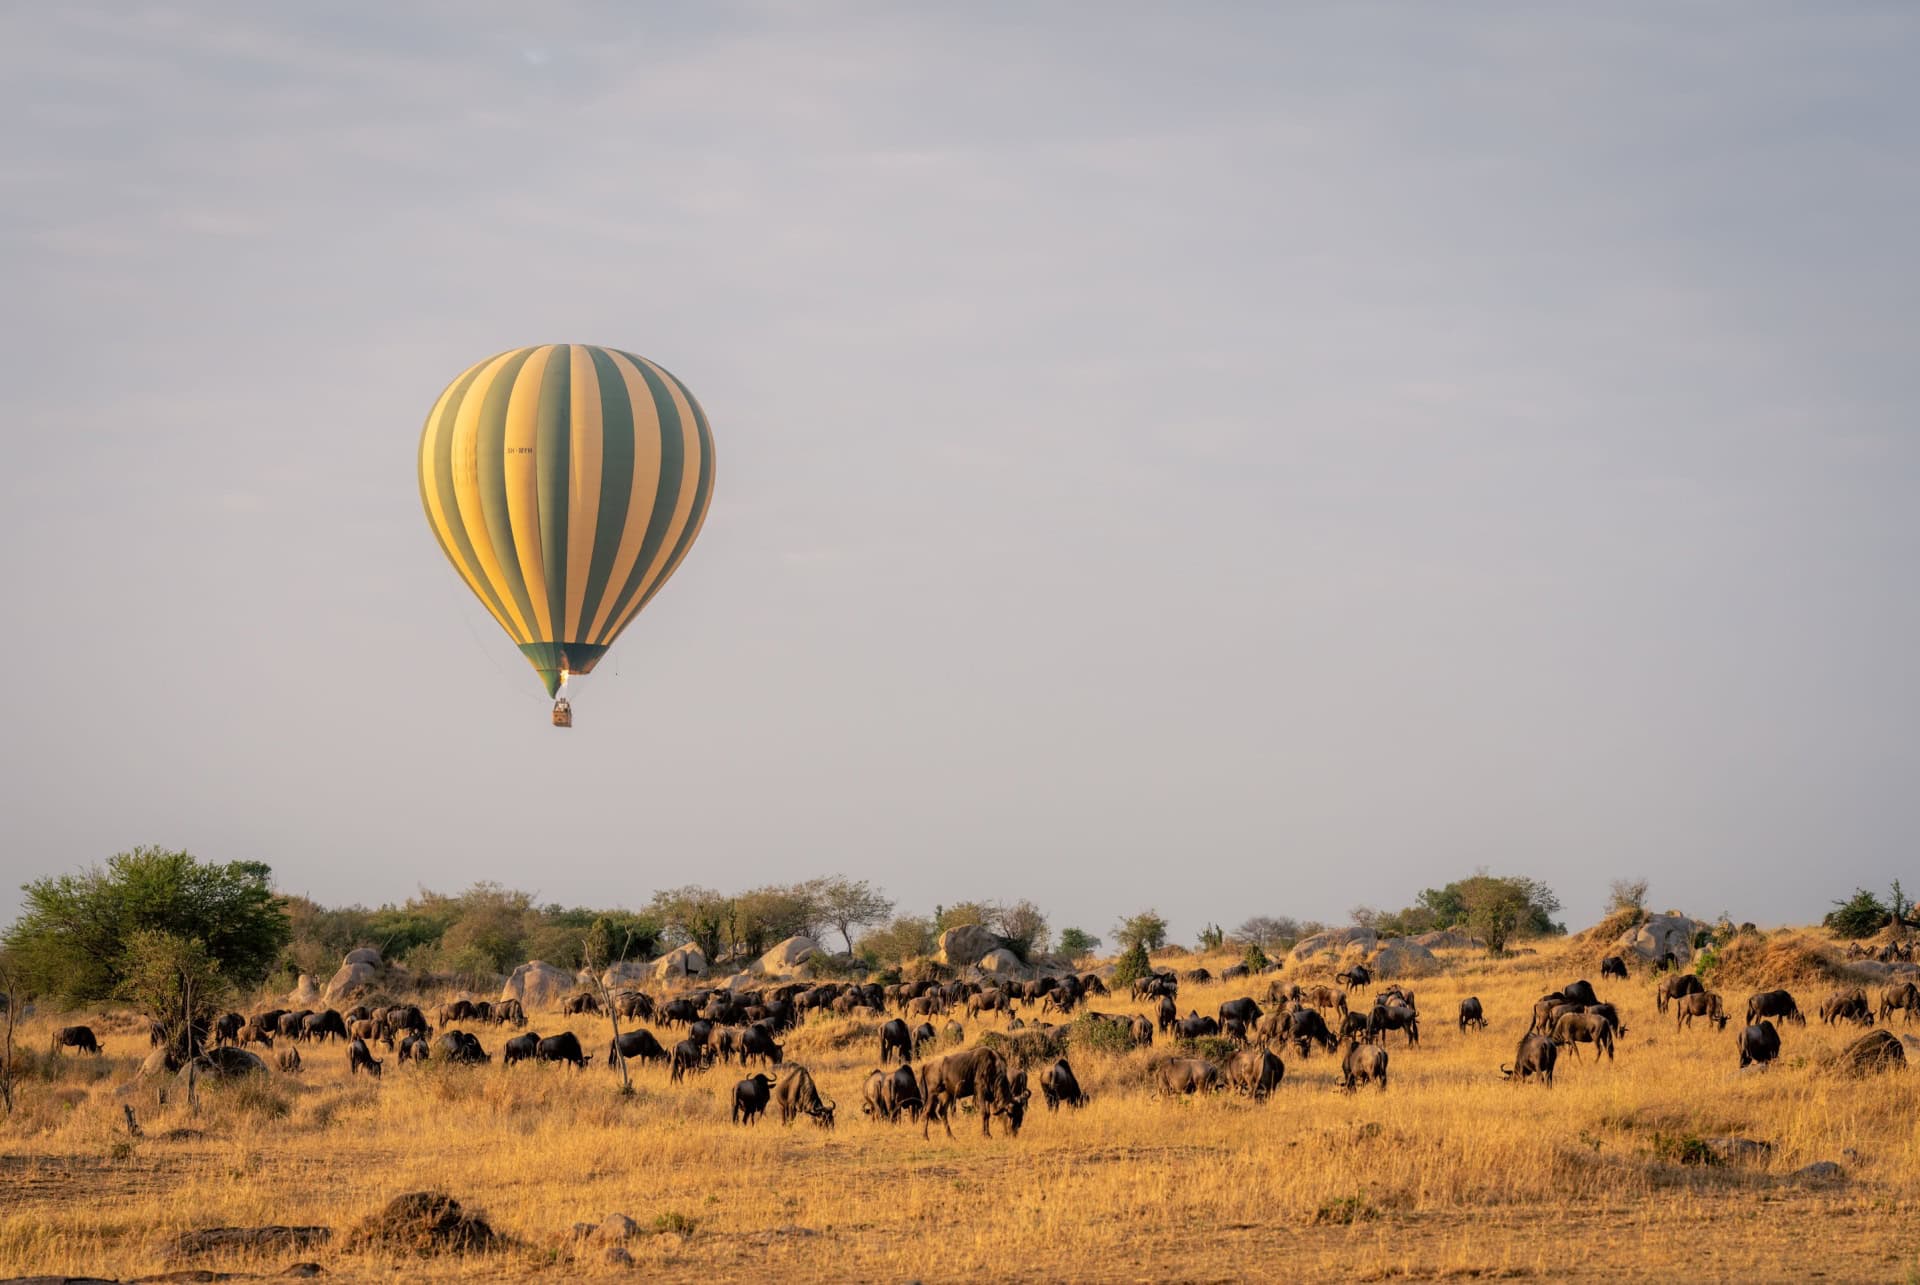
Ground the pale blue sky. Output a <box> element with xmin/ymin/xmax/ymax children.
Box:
<box><xmin>3</xmin><ymin>3</ymin><xmax>1916</xmax><ymax>940</ymax></box>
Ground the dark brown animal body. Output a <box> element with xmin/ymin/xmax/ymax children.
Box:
<box><xmin>921</xmin><ymin>1046</ymin><xmax>1024</xmax><ymax>1137</ymax></box>
<box><xmin>1738</xmin><ymin>1020</ymin><xmax>1781</xmax><ymax>1068</ymax></box>
<box><xmin>348</xmin><ymin>1037</ymin><xmax>382</xmax><ymax>1077</ymax></box>
<box><xmin>1819</xmin><ymin>988</ymin><xmax>1874</xmax><ymax>1026</ymax></box>
<box><xmin>1551</xmin><ymin>1012</ymin><xmax>1616</xmax><ymax>1061</ymax></box>
<box><xmin>732</xmin><ymin>1073</ymin><xmax>775</xmax><ymax>1124</ymax></box>
<box><xmin>1340</xmin><ymin>1041</ymin><xmax>1387</xmax><ymax>1091</ymax></box>
<box><xmin>1502</xmin><ymin>1033</ymin><xmax>1557</xmax><ymax>1085</ymax></box>
<box><xmin>1041</xmin><ymin>1057</ymin><xmax>1086</xmax><ymax>1110</ymax></box>
<box><xmin>1746</xmin><ymin>990</ymin><xmax>1804</xmax><ymax>1027</ymax></box>
<box><xmin>1656</xmin><ymin>974</ymin><xmax>1703</xmax><ymax>1015</ymax></box>
<box><xmin>1156</xmin><ymin>1057</ymin><xmax>1222</xmax><ymax>1096</ymax></box>
<box><xmin>1226</xmin><ymin>1048</ymin><xmax>1283</xmax><ymax>1099</ymax></box>
<box><xmin>1674</xmin><ymin>991</ymin><xmax>1727</xmax><ymax>1030</ymax></box>
<box><xmin>774</xmin><ymin>1066</ymin><xmax>837</xmax><ymax>1129</ymax></box>
<box><xmin>51</xmin><ymin>1025</ymin><xmax>101</xmax><ymax>1055</ymax></box>
<box><xmin>1458</xmin><ymin>997</ymin><xmax>1485</xmax><ymax>1031</ymax></box>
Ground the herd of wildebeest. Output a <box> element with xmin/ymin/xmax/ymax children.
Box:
<box><xmin>44</xmin><ymin>947</ymin><xmax>1920</xmax><ymax>1139</ymax></box>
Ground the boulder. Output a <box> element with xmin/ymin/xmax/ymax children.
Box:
<box><xmin>343</xmin><ymin>947</ymin><xmax>381</xmax><ymax>968</ymax></box>
<box><xmin>1832</xmin><ymin>1029</ymin><xmax>1906</xmax><ymax>1076</ymax></box>
<box><xmin>501</xmin><ymin>960</ymin><xmax>577</xmax><ymax>1011</ymax></box>
<box><xmin>168</xmin><ymin>1225</ymin><xmax>331</xmax><ymax>1259</ymax></box>
<box><xmin>287</xmin><ymin>974</ymin><xmax>322</xmax><ymax>1006</ymax></box>
<box><xmin>1841</xmin><ymin>959</ymin><xmax>1920</xmax><ymax>984</ymax></box>
<box><xmin>1412</xmin><ymin>929</ymin><xmax>1482</xmax><ymax>951</ymax></box>
<box><xmin>139</xmin><ymin>1046</ymin><xmax>181</xmax><ymax>1077</ymax></box>
<box><xmin>597</xmin><ymin>960</ymin><xmax>653</xmax><ymax>991</ymax></box>
<box><xmin>1617</xmin><ymin>913</ymin><xmax>1706</xmax><ymax>966</ymax></box>
<box><xmin>757</xmin><ymin>935</ymin><xmax>822</xmax><ymax>977</ymax></box>
<box><xmin>1289</xmin><ymin>927</ymin><xmax>1377</xmax><ymax>963</ymax></box>
<box><xmin>323</xmin><ymin>960</ymin><xmax>378</xmax><ymax>1004</ymax></box>
<box><xmin>1787</xmin><ymin>1161</ymin><xmax>1845</xmax><ymax>1185</ymax></box>
<box><xmin>1369</xmin><ymin>938</ymin><xmax>1441</xmax><ymax>979</ymax></box>
<box><xmin>652</xmin><ymin>943</ymin><xmax>708</xmax><ymax>982</ymax></box>
<box><xmin>595</xmin><ymin>1213</ymin><xmax>640</xmax><ymax>1243</ymax></box>
<box><xmin>937</xmin><ymin>925</ymin><xmax>1007</xmax><ymax>969</ymax></box>
<box><xmin>977</xmin><ymin>948</ymin><xmax>1033</xmax><ymax>978</ymax></box>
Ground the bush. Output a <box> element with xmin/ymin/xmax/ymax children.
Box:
<box><xmin>1241</xmin><ymin>943</ymin><xmax>1269</xmax><ymax>973</ymax></box>
<box><xmin>1068</xmin><ymin>1014</ymin><xmax>1137</xmax><ymax>1056</ymax></box>
<box><xmin>1825</xmin><ymin>888</ymin><xmax>1892</xmax><ymax>939</ymax></box>
<box><xmin>1112</xmin><ymin>942</ymin><xmax>1152</xmax><ymax>990</ymax></box>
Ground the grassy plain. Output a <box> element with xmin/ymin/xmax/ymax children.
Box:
<box><xmin>1</xmin><ymin>936</ymin><xmax>1917</xmax><ymax>1282</ymax></box>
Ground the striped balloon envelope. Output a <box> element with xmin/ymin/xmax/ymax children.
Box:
<box><xmin>418</xmin><ymin>345</ymin><xmax>716</xmax><ymax>703</ymax></box>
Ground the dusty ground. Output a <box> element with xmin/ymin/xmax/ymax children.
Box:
<box><xmin>2</xmin><ymin>938</ymin><xmax>1916</xmax><ymax>1282</ymax></box>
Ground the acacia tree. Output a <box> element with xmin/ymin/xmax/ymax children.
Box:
<box><xmin>1114</xmin><ymin>910</ymin><xmax>1168</xmax><ymax>954</ymax></box>
<box><xmin>119</xmin><ymin>930</ymin><xmax>229</xmax><ymax>1059</ymax></box>
<box><xmin>811</xmin><ymin>878</ymin><xmax>894</xmax><ymax>954</ymax></box>
<box><xmin>5</xmin><ymin>848</ymin><xmax>288</xmax><ymax>1005</ymax></box>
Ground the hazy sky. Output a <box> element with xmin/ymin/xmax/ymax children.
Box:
<box><xmin>4</xmin><ymin>3</ymin><xmax>1917</xmax><ymax>943</ymax></box>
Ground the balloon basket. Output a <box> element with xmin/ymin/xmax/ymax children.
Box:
<box><xmin>551</xmin><ymin>698</ymin><xmax>573</xmax><ymax>729</ymax></box>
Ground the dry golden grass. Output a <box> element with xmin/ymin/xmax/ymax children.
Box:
<box><xmin>3</xmin><ymin>936</ymin><xmax>1918</xmax><ymax>1282</ymax></box>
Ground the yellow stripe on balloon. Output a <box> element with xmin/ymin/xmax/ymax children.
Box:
<box><xmin>584</xmin><ymin>349</ymin><xmax>664</xmax><ymax>644</ymax></box>
<box><xmin>563</xmin><ymin>344</ymin><xmax>603</xmax><ymax>641</ymax></box>
<box><xmin>502</xmin><ymin>345</ymin><xmax>554</xmax><ymax>641</ymax></box>
<box><xmin>450</xmin><ymin>352</ymin><xmax>534</xmax><ymax>643</ymax></box>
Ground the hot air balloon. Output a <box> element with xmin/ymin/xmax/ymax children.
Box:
<box><xmin>418</xmin><ymin>345</ymin><xmax>716</xmax><ymax>725</ymax></box>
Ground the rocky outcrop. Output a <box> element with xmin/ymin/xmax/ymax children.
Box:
<box><xmin>652</xmin><ymin>943</ymin><xmax>708</xmax><ymax>981</ymax></box>
<box><xmin>1369</xmin><ymin>938</ymin><xmax>1441</xmax><ymax>978</ymax></box>
<box><xmin>1616</xmin><ymin>914</ymin><xmax>1706</xmax><ymax>966</ymax></box>
<box><xmin>500</xmin><ymin>960</ymin><xmax>576</xmax><ymax>1010</ymax></box>
<box><xmin>756</xmin><ymin>936</ymin><xmax>822</xmax><ymax>977</ymax></box>
<box><xmin>936</xmin><ymin>924</ymin><xmax>1007</xmax><ymax>970</ymax></box>
<box><xmin>323</xmin><ymin>959</ymin><xmax>378</xmax><ymax>1004</ymax></box>
<box><xmin>1412</xmin><ymin>929</ymin><xmax>1481</xmax><ymax>951</ymax></box>
<box><xmin>1290</xmin><ymin>927</ymin><xmax>1377</xmax><ymax>963</ymax></box>
<box><xmin>287</xmin><ymin>973</ymin><xmax>322</xmax><ymax>1006</ymax></box>
<box><xmin>977</xmin><ymin>948</ymin><xmax>1033</xmax><ymax>979</ymax></box>
<box><xmin>343</xmin><ymin>947</ymin><xmax>381</xmax><ymax>968</ymax></box>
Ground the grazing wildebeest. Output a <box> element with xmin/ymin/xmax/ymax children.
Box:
<box><xmin>1221</xmin><ymin>963</ymin><xmax>1250</xmax><ymax>982</ymax></box>
<box><xmin>1041</xmin><ymin>1058</ymin><xmax>1086</xmax><ymax>1111</ymax></box>
<box><xmin>398</xmin><ymin>1034</ymin><xmax>429</xmax><ymax>1063</ymax></box>
<box><xmin>348</xmin><ymin>1037</ymin><xmax>382</xmax><ymax>1077</ymax></box>
<box><xmin>1738</xmin><ymin>1020</ymin><xmax>1781</xmax><ymax>1068</ymax></box>
<box><xmin>1340</xmin><ymin>1040</ymin><xmax>1388</xmax><ymax>1092</ymax></box>
<box><xmin>563</xmin><ymin>992</ymin><xmax>602</xmax><ymax>1016</ymax></box>
<box><xmin>1182</xmin><ymin>967</ymin><xmax>1213</xmax><ymax>985</ymax></box>
<box><xmin>1551</xmin><ymin>1012</ymin><xmax>1616</xmax><ymax>1061</ymax></box>
<box><xmin>1226</xmin><ymin>1048</ymin><xmax>1284</xmax><ymax>1100</ymax></box>
<box><xmin>1335</xmin><ymin>964</ymin><xmax>1372</xmax><ymax>992</ymax></box>
<box><xmin>774</xmin><ymin>1066</ymin><xmax>837</xmax><ymax>1129</ymax></box>
<box><xmin>1746</xmin><ymin>990</ymin><xmax>1804</xmax><ymax>1027</ymax></box>
<box><xmin>1177</xmin><ymin>1014</ymin><xmax>1220</xmax><ymax>1041</ymax></box>
<box><xmin>1338</xmin><ymin>1010</ymin><xmax>1371</xmax><ymax>1042</ymax></box>
<box><xmin>277</xmin><ymin>1010</ymin><xmax>312</xmax><ymax>1040</ymax></box>
<box><xmin>276</xmin><ymin>1047</ymin><xmax>303</xmax><ymax>1073</ymax></box>
<box><xmin>1674</xmin><ymin>991</ymin><xmax>1728</xmax><ymax>1031</ymax></box>
<box><xmin>910</xmin><ymin>1022</ymin><xmax>937</xmax><ymax>1056</ymax></box>
<box><xmin>302</xmin><ymin>1010</ymin><xmax>349</xmax><ymax>1044</ymax></box>
<box><xmin>437</xmin><ymin>999</ymin><xmax>475</xmax><ymax>1027</ymax></box>
<box><xmin>1156</xmin><ymin>1057</ymin><xmax>1223</xmax><ymax>1096</ymax></box>
<box><xmin>239</xmin><ymin>1021</ymin><xmax>276</xmax><ymax>1049</ymax></box>
<box><xmin>1458</xmin><ymin>997</ymin><xmax>1485</xmax><ymax>1032</ymax></box>
<box><xmin>615</xmin><ymin>990</ymin><xmax>654</xmax><ymax>1021</ymax></box>
<box><xmin>1133</xmin><ymin>972</ymin><xmax>1177</xmax><ymax>1000</ymax></box>
<box><xmin>1302</xmin><ymin>985</ymin><xmax>1348</xmax><ymax>1017</ymax></box>
<box><xmin>1127</xmin><ymin>1014</ymin><xmax>1155</xmax><ymax>1047</ymax></box>
<box><xmin>922</xmin><ymin>1047</ymin><xmax>1024</xmax><ymax>1137</ymax></box>
<box><xmin>609</xmin><ymin>1029</ymin><xmax>668</xmax><ymax>1066</ymax></box>
<box><xmin>213</xmin><ymin>1012</ymin><xmax>244</xmax><ymax>1047</ymax></box>
<box><xmin>50</xmin><ymin>1026</ymin><xmax>101</xmax><ymax>1055</ymax></box>
<box><xmin>943</xmin><ymin>1019</ymin><xmax>965</xmax><ymax>1046</ymax></box>
<box><xmin>1878</xmin><ymin>981</ymin><xmax>1920</xmax><ymax>1024</ymax></box>
<box><xmin>384</xmin><ymin>1005</ymin><xmax>429</xmax><ymax>1043</ymax></box>
<box><xmin>494</xmin><ymin>999</ymin><xmax>526</xmax><ymax>1028</ymax></box>
<box><xmin>661</xmin><ymin>997</ymin><xmax>700</xmax><ymax>1028</ymax></box>
<box><xmin>740</xmin><ymin>1024</ymin><xmax>784</xmax><ymax>1067</ymax></box>
<box><xmin>435</xmin><ymin>1030</ymin><xmax>489</xmax><ymax>1064</ymax></box>
<box><xmin>732</xmin><ymin>1072</ymin><xmax>775</xmax><ymax>1124</ymax></box>
<box><xmin>1561</xmin><ymin>980</ymin><xmax>1600</xmax><ymax>1008</ymax></box>
<box><xmin>1656</xmin><ymin>974</ymin><xmax>1703</xmax><ymax>1015</ymax></box>
<box><xmin>884</xmin><ymin>1066</ymin><xmax>923</xmax><ymax>1121</ymax></box>
<box><xmin>1819</xmin><ymin>988</ymin><xmax>1875</xmax><ymax>1026</ymax></box>
<box><xmin>538</xmin><ymin>1032</ymin><xmax>592</xmax><ymax>1068</ymax></box>
<box><xmin>967</xmin><ymin>989</ymin><xmax>1014</xmax><ymax>1022</ymax></box>
<box><xmin>879</xmin><ymin>1019</ymin><xmax>913</xmax><ymax>1065</ymax></box>
<box><xmin>1155</xmin><ymin>994</ymin><xmax>1178</xmax><ymax>1034</ymax></box>
<box><xmin>1218</xmin><ymin>997</ymin><xmax>1262</xmax><ymax>1028</ymax></box>
<box><xmin>669</xmin><ymin>1039</ymin><xmax>708</xmax><ymax>1083</ymax></box>
<box><xmin>1367</xmin><ymin>1004</ymin><xmax>1420</xmax><ymax>1047</ymax></box>
<box><xmin>502</xmin><ymin>1032</ymin><xmax>541</xmax><ymax>1067</ymax></box>
<box><xmin>1599</xmin><ymin>955</ymin><xmax>1629</xmax><ymax>980</ymax></box>
<box><xmin>1528</xmin><ymin>993</ymin><xmax>1568</xmax><ymax>1035</ymax></box>
<box><xmin>1288</xmin><ymin>1008</ymin><xmax>1338</xmax><ymax>1056</ymax></box>
<box><xmin>1501</xmin><ymin>1033</ymin><xmax>1557</xmax><ymax>1086</ymax></box>
<box><xmin>1654</xmin><ymin>951</ymin><xmax>1679</xmax><ymax>973</ymax></box>
<box><xmin>1583</xmin><ymin>1002</ymin><xmax>1626</xmax><ymax>1035</ymax></box>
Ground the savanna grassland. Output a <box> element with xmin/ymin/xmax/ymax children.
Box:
<box><xmin>2</xmin><ymin>936</ymin><xmax>1917</xmax><ymax>1283</ymax></box>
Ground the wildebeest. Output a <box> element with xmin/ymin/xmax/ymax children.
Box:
<box><xmin>1127</xmin><ymin>1014</ymin><xmax>1154</xmax><ymax>1047</ymax></box>
<box><xmin>1155</xmin><ymin>994</ymin><xmax>1178</xmax><ymax>1034</ymax></box>
<box><xmin>437</xmin><ymin>999</ymin><xmax>475</xmax><ymax>1026</ymax></box>
<box><xmin>213</xmin><ymin>1012</ymin><xmax>244</xmax><ymax>1047</ymax></box>
<box><xmin>301</xmin><ymin>1010</ymin><xmax>349</xmax><ymax>1044</ymax></box>
<box><xmin>1335</xmin><ymin>964</ymin><xmax>1372</xmax><ymax>991</ymax></box>
<box><xmin>1176</xmin><ymin>1013</ymin><xmax>1220</xmax><ymax>1041</ymax></box>
<box><xmin>1182</xmin><ymin>967</ymin><xmax>1213</xmax><ymax>985</ymax></box>
<box><xmin>1551</xmin><ymin>1012</ymin><xmax>1616</xmax><ymax>1061</ymax></box>
<box><xmin>774</xmin><ymin>1065</ymin><xmax>837</xmax><ymax>1129</ymax></box>
<box><xmin>615</xmin><ymin>990</ymin><xmax>654</xmax><ymax>1021</ymax></box>
<box><xmin>1218</xmin><ymin>997</ymin><xmax>1262</xmax><ymax>1027</ymax></box>
<box><xmin>398</xmin><ymin>1034</ymin><xmax>429</xmax><ymax>1063</ymax></box>
<box><xmin>563</xmin><ymin>992</ymin><xmax>602</xmax><ymax>1016</ymax></box>
<box><xmin>1746</xmin><ymin>990</ymin><xmax>1805</xmax><ymax>1027</ymax></box>
<box><xmin>538</xmin><ymin>1031</ymin><xmax>592</xmax><ymax>1068</ymax></box>
<box><xmin>1041</xmin><ymin>1057</ymin><xmax>1086</xmax><ymax>1111</ymax></box>
<box><xmin>1819</xmin><ymin>987</ymin><xmax>1875</xmax><ymax>1026</ymax></box>
<box><xmin>1226</xmin><ymin>1048</ymin><xmax>1283</xmax><ymax>1099</ymax></box>
<box><xmin>51</xmin><ymin>1025</ymin><xmax>101</xmax><ymax>1055</ymax></box>
<box><xmin>276</xmin><ymin>1047</ymin><xmax>303</xmax><ymax>1073</ymax></box>
<box><xmin>910</xmin><ymin>1022</ymin><xmax>937</xmax><ymax>1055</ymax></box>
<box><xmin>494</xmin><ymin>998</ymin><xmax>526</xmax><ymax>1028</ymax></box>
<box><xmin>733</xmin><ymin>1072</ymin><xmax>775</xmax><ymax>1124</ymax></box>
<box><xmin>922</xmin><ymin>1047</ymin><xmax>1024</xmax><ymax>1137</ymax></box>
<box><xmin>1288</xmin><ymin>1008</ymin><xmax>1337</xmax><ymax>1057</ymax></box>
<box><xmin>1599</xmin><ymin>955</ymin><xmax>1629</xmax><ymax>980</ymax></box>
<box><xmin>383</xmin><ymin>1005</ymin><xmax>430</xmax><ymax>1043</ymax></box>
<box><xmin>943</xmin><ymin>1019</ymin><xmax>965</xmax><ymax>1046</ymax></box>
<box><xmin>1366</xmin><ymin>1004</ymin><xmax>1420</xmax><ymax>1047</ymax></box>
<box><xmin>239</xmin><ymin>1021</ymin><xmax>276</xmax><ymax>1049</ymax></box>
<box><xmin>1501</xmin><ymin>1033</ymin><xmax>1557</xmax><ymax>1086</ymax></box>
<box><xmin>1339</xmin><ymin>1040</ymin><xmax>1388</xmax><ymax>1092</ymax></box>
<box><xmin>1155</xmin><ymin>1057</ymin><xmax>1223</xmax><ymax>1096</ymax></box>
<box><xmin>1655</xmin><ymin>974</ymin><xmax>1703</xmax><ymax>1015</ymax></box>
<box><xmin>277</xmin><ymin>1010</ymin><xmax>312</xmax><ymax>1040</ymax></box>
<box><xmin>1878</xmin><ymin>981</ymin><xmax>1920</xmax><ymax>1024</ymax></box>
<box><xmin>669</xmin><ymin>1039</ymin><xmax>707</xmax><ymax>1083</ymax></box>
<box><xmin>1302</xmin><ymin>985</ymin><xmax>1348</xmax><ymax>1016</ymax></box>
<box><xmin>740</xmin><ymin>1023</ymin><xmax>784</xmax><ymax>1066</ymax></box>
<box><xmin>1674</xmin><ymin>991</ymin><xmax>1728</xmax><ymax>1031</ymax></box>
<box><xmin>435</xmin><ymin>1030</ymin><xmax>489</xmax><ymax>1064</ymax></box>
<box><xmin>1737</xmin><ymin>1019</ymin><xmax>1781</xmax><ymax>1068</ymax></box>
<box><xmin>502</xmin><ymin>1031</ymin><xmax>541</xmax><ymax>1066</ymax></box>
<box><xmin>609</xmin><ymin>1029</ymin><xmax>668</xmax><ymax>1066</ymax></box>
<box><xmin>879</xmin><ymin>1019</ymin><xmax>913</xmax><ymax>1065</ymax></box>
<box><xmin>1560</xmin><ymin>979</ymin><xmax>1600</xmax><ymax>1007</ymax></box>
<box><xmin>348</xmin><ymin>1037</ymin><xmax>383</xmax><ymax>1077</ymax></box>
<box><xmin>966</xmin><ymin>989</ymin><xmax>1014</xmax><ymax>1022</ymax></box>
<box><xmin>1458</xmin><ymin>997</ymin><xmax>1485</xmax><ymax>1032</ymax></box>
<box><xmin>1338</xmin><ymin>1010</ymin><xmax>1371</xmax><ymax>1042</ymax></box>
